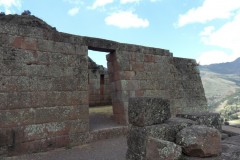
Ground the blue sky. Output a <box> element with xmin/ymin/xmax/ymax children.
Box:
<box><xmin>1</xmin><ymin>0</ymin><xmax>240</xmax><ymax>67</ymax></box>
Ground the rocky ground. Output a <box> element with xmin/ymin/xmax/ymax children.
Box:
<box><xmin>3</xmin><ymin>134</ymin><xmax>240</xmax><ymax>160</ymax></box>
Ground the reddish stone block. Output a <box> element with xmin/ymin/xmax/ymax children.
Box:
<box><xmin>112</xmin><ymin>101</ymin><xmax>125</xmax><ymax>114</ymax></box>
<box><xmin>8</xmin><ymin>135</ymin><xmax>70</xmax><ymax>156</ymax></box>
<box><xmin>113</xmin><ymin>72</ymin><xmax>121</xmax><ymax>81</ymax></box>
<box><xmin>106</xmin><ymin>53</ymin><xmax>114</xmax><ymax>62</ymax></box>
<box><xmin>135</xmin><ymin>90</ymin><xmax>144</xmax><ymax>96</ymax></box>
<box><xmin>114</xmin><ymin>114</ymin><xmax>127</xmax><ymax>125</ymax></box>
<box><xmin>12</xmin><ymin>36</ymin><xmax>23</xmax><ymax>48</ymax></box>
<box><xmin>132</xmin><ymin>63</ymin><xmax>144</xmax><ymax>72</ymax></box>
<box><xmin>22</xmin><ymin>38</ymin><xmax>37</xmax><ymax>51</ymax></box>
<box><xmin>121</xmin><ymin>71</ymin><xmax>135</xmax><ymax>80</ymax></box>
<box><xmin>113</xmin><ymin>60</ymin><xmax>120</xmax><ymax>72</ymax></box>
<box><xmin>144</xmin><ymin>54</ymin><xmax>154</xmax><ymax>62</ymax></box>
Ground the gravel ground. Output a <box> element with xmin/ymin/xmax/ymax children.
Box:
<box><xmin>3</xmin><ymin>136</ymin><xmax>127</xmax><ymax>160</ymax></box>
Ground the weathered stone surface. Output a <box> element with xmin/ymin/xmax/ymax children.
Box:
<box><xmin>127</xmin><ymin>126</ymin><xmax>147</xmax><ymax>158</ymax></box>
<box><xmin>127</xmin><ymin>118</ymin><xmax>197</xmax><ymax>149</ymax></box>
<box><xmin>126</xmin><ymin>149</ymin><xmax>145</xmax><ymax>160</ymax></box>
<box><xmin>176</xmin><ymin>112</ymin><xmax>222</xmax><ymax>130</ymax></box>
<box><xmin>221</xmin><ymin>142</ymin><xmax>240</xmax><ymax>160</ymax></box>
<box><xmin>128</xmin><ymin>97</ymin><xmax>171</xmax><ymax>127</ymax></box>
<box><xmin>181</xmin><ymin>155</ymin><xmax>222</xmax><ymax>160</ymax></box>
<box><xmin>146</xmin><ymin>137</ymin><xmax>182</xmax><ymax>160</ymax></box>
<box><xmin>176</xmin><ymin>125</ymin><xmax>222</xmax><ymax>157</ymax></box>
<box><xmin>165</xmin><ymin>117</ymin><xmax>198</xmax><ymax>131</ymax></box>
<box><xmin>127</xmin><ymin>119</ymin><xmax>195</xmax><ymax>158</ymax></box>
<box><xmin>221</xmin><ymin>133</ymin><xmax>229</xmax><ymax>140</ymax></box>
<box><xmin>221</xmin><ymin>135</ymin><xmax>240</xmax><ymax>159</ymax></box>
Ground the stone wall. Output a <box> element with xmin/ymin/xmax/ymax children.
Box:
<box><xmin>88</xmin><ymin>58</ymin><xmax>111</xmax><ymax>107</ymax></box>
<box><xmin>0</xmin><ymin>14</ymin><xmax>208</xmax><ymax>155</ymax></box>
<box><xmin>0</xmin><ymin>15</ymin><xmax>89</xmax><ymax>155</ymax></box>
<box><xmin>171</xmin><ymin>57</ymin><xmax>207</xmax><ymax>115</ymax></box>
<box><xmin>107</xmin><ymin>46</ymin><xmax>207</xmax><ymax>124</ymax></box>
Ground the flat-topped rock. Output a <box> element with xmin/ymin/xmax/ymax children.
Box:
<box><xmin>176</xmin><ymin>125</ymin><xmax>222</xmax><ymax>158</ymax></box>
<box><xmin>128</xmin><ymin>97</ymin><xmax>171</xmax><ymax>127</ymax></box>
<box><xmin>176</xmin><ymin>112</ymin><xmax>222</xmax><ymax>130</ymax></box>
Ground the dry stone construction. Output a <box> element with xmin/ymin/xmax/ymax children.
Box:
<box><xmin>0</xmin><ymin>14</ymin><xmax>207</xmax><ymax>155</ymax></box>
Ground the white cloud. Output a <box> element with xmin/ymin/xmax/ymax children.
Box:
<box><xmin>197</xmin><ymin>50</ymin><xmax>240</xmax><ymax>65</ymax></box>
<box><xmin>0</xmin><ymin>0</ymin><xmax>21</xmax><ymax>14</ymax></box>
<box><xmin>90</xmin><ymin>0</ymin><xmax>113</xmax><ymax>10</ymax></box>
<box><xmin>177</xmin><ymin>0</ymin><xmax>240</xmax><ymax>27</ymax></box>
<box><xmin>198</xmin><ymin>13</ymin><xmax>240</xmax><ymax>65</ymax></box>
<box><xmin>200</xmin><ymin>26</ymin><xmax>215</xmax><ymax>36</ymax></box>
<box><xmin>201</xmin><ymin>13</ymin><xmax>240</xmax><ymax>54</ymax></box>
<box><xmin>68</xmin><ymin>7</ymin><xmax>80</xmax><ymax>16</ymax></box>
<box><xmin>0</xmin><ymin>0</ymin><xmax>21</xmax><ymax>8</ymax></box>
<box><xmin>150</xmin><ymin>0</ymin><xmax>161</xmax><ymax>2</ymax></box>
<box><xmin>105</xmin><ymin>11</ymin><xmax>149</xmax><ymax>29</ymax></box>
<box><xmin>63</xmin><ymin>0</ymin><xmax>83</xmax><ymax>5</ymax></box>
<box><xmin>120</xmin><ymin>0</ymin><xmax>140</xmax><ymax>4</ymax></box>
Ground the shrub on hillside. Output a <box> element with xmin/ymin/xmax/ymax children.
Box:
<box><xmin>22</xmin><ymin>10</ymin><xmax>31</xmax><ymax>15</ymax></box>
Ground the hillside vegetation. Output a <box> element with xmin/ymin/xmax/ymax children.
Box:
<box><xmin>199</xmin><ymin>57</ymin><xmax>240</xmax><ymax>126</ymax></box>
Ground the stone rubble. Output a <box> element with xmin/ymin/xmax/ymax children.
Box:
<box><xmin>176</xmin><ymin>125</ymin><xmax>222</xmax><ymax>157</ymax></box>
<box><xmin>127</xmin><ymin>97</ymin><xmax>223</xmax><ymax>160</ymax></box>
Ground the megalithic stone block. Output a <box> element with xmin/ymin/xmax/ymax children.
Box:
<box><xmin>146</xmin><ymin>137</ymin><xmax>182</xmax><ymax>160</ymax></box>
<box><xmin>176</xmin><ymin>112</ymin><xmax>222</xmax><ymax>130</ymax></box>
<box><xmin>176</xmin><ymin>125</ymin><xmax>222</xmax><ymax>157</ymax></box>
<box><xmin>128</xmin><ymin>97</ymin><xmax>171</xmax><ymax>127</ymax></box>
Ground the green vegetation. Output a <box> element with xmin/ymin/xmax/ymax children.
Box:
<box><xmin>217</xmin><ymin>91</ymin><xmax>240</xmax><ymax>124</ymax></box>
<box><xmin>199</xmin><ymin>58</ymin><xmax>240</xmax><ymax>126</ymax></box>
<box><xmin>89</xmin><ymin>105</ymin><xmax>113</xmax><ymax>116</ymax></box>
<box><xmin>200</xmin><ymin>70</ymin><xmax>240</xmax><ymax>109</ymax></box>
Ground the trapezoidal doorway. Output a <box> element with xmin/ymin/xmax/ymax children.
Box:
<box><xmin>88</xmin><ymin>49</ymin><xmax>124</xmax><ymax>131</ymax></box>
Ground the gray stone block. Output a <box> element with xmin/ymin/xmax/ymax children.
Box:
<box><xmin>128</xmin><ymin>97</ymin><xmax>171</xmax><ymax>127</ymax></box>
<box><xmin>176</xmin><ymin>112</ymin><xmax>222</xmax><ymax>130</ymax></box>
<box><xmin>127</xmin><ymin>126</ymin><xmax>147</xmax><ymax>158</ymax></box>
<box><xmin>126</xmin><ymin>149</ymin><xmax>145</xmax><ymax>160</ymax></box>
<box><xmin>176</xmin><ymin>125</ymin><xmax>222</xmax><ymax>158</ymax></box>
<box><xmin>146</xmin><ymin>137</ymin><xmax>182</xmax><ymax>160</ymax></box>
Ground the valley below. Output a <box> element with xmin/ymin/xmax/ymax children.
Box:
<box><xmin>199</xmin><ymin>57</ymin><xmax>240</xmax><ymax>126</ymax></box>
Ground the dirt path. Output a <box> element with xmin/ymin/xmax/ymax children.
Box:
<box><xmin>4</xmin><ymin>136</ymin><xmax>127</xmax><ymax>160</ymax></box>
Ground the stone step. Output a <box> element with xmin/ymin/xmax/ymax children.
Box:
<box><xmin>222</xmin><ymin>125</ymin><xmax>240</xmax><ymax>136</ymax></box>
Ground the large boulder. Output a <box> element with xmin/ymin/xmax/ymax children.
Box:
<box><xmin>128</xmin><ymin>97</ymin><xmax>171</xmax><ymax>127</ymax></box>
<box><xmin>127</xmin><ymin>118</ymin><xmax>196</xmax><ymax>158</ymax></box>
<box><xmin>176</xmin><ymin>125</ymin><xmax>222</xmax><ymax>157</ymax></box>
<box><xmin>146</xmin><ymin>137</ymin><xmax>182</xmax><ymax>160</ymax></box>
<box><xmin>176</xmin><ymin>112</ymin><xmax>222</xmax><ymax>130</ymax></box>
<box><xmin>165</xmin><ymin>117</ymin><xmax>198</xmax><ymax>132</ymax></box>
<box><xmin>127</xmin><ymin>118</ymin><xmax>197</xmax><ymax>153</ymax></box>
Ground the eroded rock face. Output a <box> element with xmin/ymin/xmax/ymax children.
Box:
<box><xmin>128</xmin><ymin>97</ymin><xmax>171</xmax><ymax>127</ymax></box>
<box><xmin>146</xmin><ymin>137</ymin><xmax>182</xmax><ymax>160</ymax></box>
<box><xmin>176</xmin><ymin>125</ymin><xmax>222</xmax><ymax>157</ymax></box>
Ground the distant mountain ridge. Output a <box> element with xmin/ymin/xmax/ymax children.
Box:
<box><xmin>199</xmin><ymin>57</ymin><xmax>240</xmax><ymax>110</ymax></box>
<box><xmin>200</xmin><ymin>57</ymin><xmax>240</xmax><ymax>74</ymax></box>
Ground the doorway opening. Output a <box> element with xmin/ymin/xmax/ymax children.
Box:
<box><xmin>88</xmin><ymin>50</ymin><xmax>121</xmax><ymax>131</ymax></box>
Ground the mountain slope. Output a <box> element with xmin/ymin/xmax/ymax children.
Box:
<box><xmin>200</xmin><ymin>70</ymin><xmax>240</xmax><ymax>108</ymax></box>
<box><xmin>199</xmin><ymin>57</ymin><xmax>240</xmax><ymax>110</ymax></box>
<box><xmin>200</xmin><ymin>57</ymin><xmax>240</xmax><ymax>74</ymax></box>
